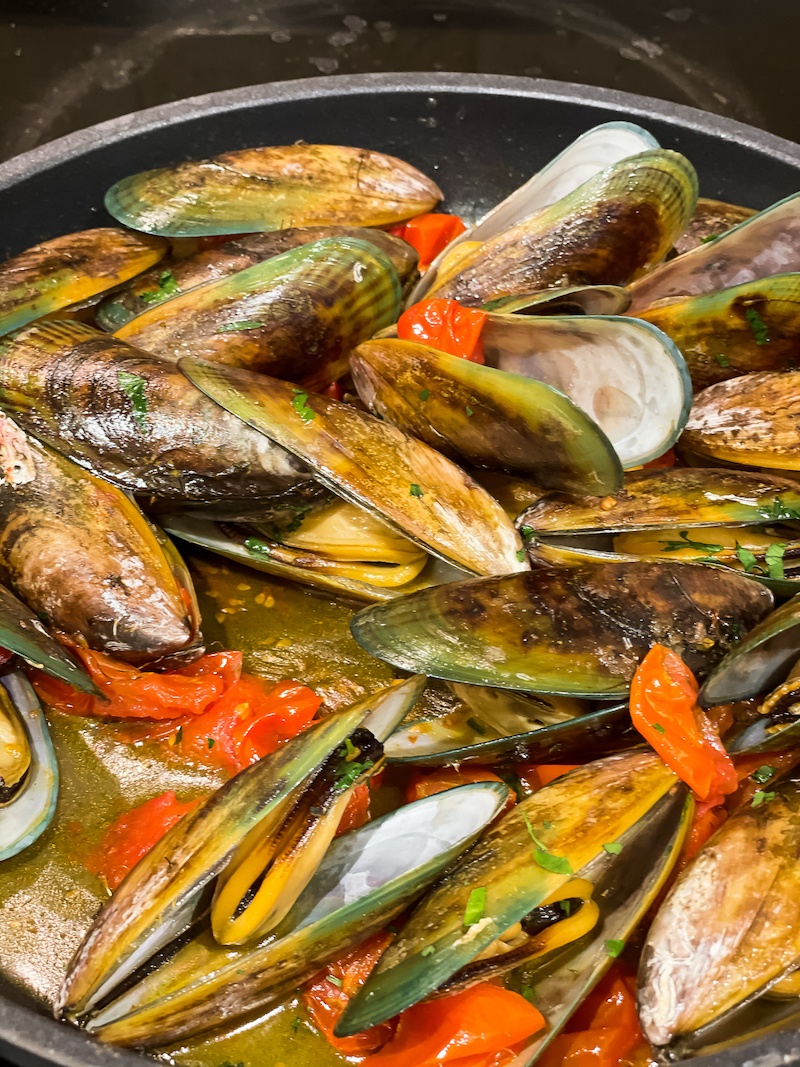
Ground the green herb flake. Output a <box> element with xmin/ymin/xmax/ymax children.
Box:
<box><xmin>759</xmin><ymin>499</ymin><xmax>800</xmax><ymax>522</ymax></box>
<box><xmin>421</xmin><ymin>945</ymin><xmax>436</xmax><ymax>957</ymax></box>
<box><xmin>605</xmin><ymin>939</ymin><xmax>625</xmax><ymax>959</ymax></box>
<box><xmin>516</xmin><ymin>549</ymin><xmax>526</xmax><ymax>563</ymax></box>
<box><xmin>463</xmin><ymin>887</ymin><xmax>487</xmax><ymax>927</ymax></box>
<box><xmin>139</xmin><ymin>270</ymin><xmax>181</xmax><ymax>304</ymax></box>
<box><xmin>561</xmin><ymin>899</ymin><xmax>572</xmax><ymax>917</ymax></box>
<box><xmin>603</xmin><ymin>842</ymin><xmax>623</xmax><ymax>855</ymax></box>
<box><xmin>752</xmin><ymin>790</ymin><xmax>777</xmax><ymax>807</ymax></box>
<box><xmin>652</xmin><ymin>722</ymin><xmax>666</xmax><ymax>735</ymax></box>
<box><xmin>542</xmin><ymin>820</ymin><xmax>553</xmax><ymax>830</ymax></box>
<box><xmin>410</xmin><ymin>483</ymin><xmax>424</xmax><ymax>498</ymax></box>
<box><xmin>207</xmin><ymin>737</ymin><xmax>215</xmax><ymax>749</ymax></box>
<box><xmin>334</xmin><ymin>758</ymin><xmax>374</xmax><ymax>792</ymax></box>
<box><xmin>521</xmin><ymin>984</ymin><xmax>536</xmax><ymax>1002</ymax></box>
<box><xmin>745</xmin><ymin>306</ymin><xmax>770</xmax><ymax>345</ymax></box>
<box><xmin>327</xmin><ymin>975</ymin><xmax>343</xmax><ymax>988</ymax></box>
<box><xmin>215</xmin><ymin>319</ymin><xmax>266</xmax><ymax>333</ymax></box>
<box><xmin>291</xmin><ymin>390</ymin><xmax>315</xmax><ymax>423</ymax></box>
<box><xmin>735</xmin><ymin>544</ymin><xmax>759</xmax><ymax>573</ymax></box>
<box><xmin>465</xmin><ymin>717</ymin><xmax>488</xmax><ymax>736</ymax></box>
<box><xmin>343</xmin><ymin>737</ymin><xmax>358</xmax><ymax>760</ymax></box>
<box><xmin>700</xmin><ymin>233</ymin><xmax>719</xmax><ymax>243</ymax></box>
<box><xmin>714</xmin><ymin>353</ymin><xmax>731</xmax><ymax>367</ymax></box>
<box><xmin>465</xmin><ymin>405</ymin><xmax>474</xmax><ymax>417</ymax></box>
<box><xmin>765</xmin><ymin>542</ymin><xmax>787</xmax><ymax>580</ymax></box>
<box><xmin>753</xmin><ymin>765</ymin><xmax>776</xmax><ymax>784</ymax></box>
<box><xmin>291</xmin><ymin>1016</ymin><xmax>301</xmax><ymax>1033</ymax></box>
<box><xmin>244</xmin><ymin>537</ymin><xmax>272</xmax><ymax>558</ymax></box>
<box><xmin>117</xmin><ymin>370</ymin><xmax>148</xmax><ymax>432</ymax></box>
<box><xmin>662</xmin><ymin>530</ymin><xmax>724</xmax><ymax>555</ymax></box>
<box><xmin>534</xmin><ymin>849</ymin><xmax>573</xmax><ymax>876</ymax></box>
<box><xmin>419</xmin><ymin>389</ymin><xmax>431</xmax><ymax>402</ymax></box>
<box><xmin>520</xmin><ymin>525</ymin><xmax>535</xmax><ymax>543</ymax></box>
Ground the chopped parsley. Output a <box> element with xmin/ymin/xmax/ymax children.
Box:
<box><xmin>421</xmin><ymin>945</ymin><xmax>435</xmax><ymax>957</ymax></box>
<box><xmin>652</xmin><ymin>722</ymin><xmax>666</xmax><ymax>735</ymax></box>
<box><xmin>139</xmin><ymin>269</ymin><xmax>180</xmax><ymax>304</ymax></box>
<box><xmin>603</xmin><ymin>842</ymin><xmax>623</xmax><ymax>855</ymax></box>
<box><xmin>714</xmin><ymin>353</ymin><xmax>731</xmax><ymax>367</ymax></box>
<box><xmin>605</xmin><ymin>939</ymin><xmax>625</xmax><ymax>959</ymax></box>
<box><xmin>561</xmin><ymin>899</ymin><xmax>572</xmax><ymax>917</ymax></box>
<box><xmin>522</xmin><ymin>811</ymin><xmax>573</xmax><ymax>874</ymax></box>
<box><xmin>516</xmin><ymin>549</ymin><xmax>526</xmax><ymax>563</ymax></box>
<box><xmin>207</xmin><ymin>737</ymin><xmax>215</xmax><ymax>749</ymax></box>
<box><xmin>765</xmin><ymin>542</ymin><xmax>787</xmax><ymax>580</ymax></box>
<box><xmin>753</xmin><ymin>765</ymin><xmax>776</xmax><ymax>784</ymax></box>
<box><xmin>291</xmin><ymin>390</ymin><xmax>315</xmax><ymax>423</ymax></box>
<box><xmin>463</xmin><ymin>887</ymin><xmax>487</xmax><ymax>926</ymax></box>
<box><xmin>326</xmin><ymin>975</ymin><xmax>343</xmax><ymax>988</ymax></box>
<box><xmin>410</xmin><ymin>483</ymin><xmax>424</xmax><ymax>498</ymax></box>
<box><xmin>752</xmin><ymin>790</ymin><xmax>777</xmax><ymax>807</ymax></box>
<box><xmin>520</xmin><ymin>525</ymin><xmax>535</xmax><ymax>543</ymax></box>
<box><xmin>419</xmin><ymin>389</ymin><xmax>431</xmax><ymax>402</ymax></box>
<box><xmin>465</xmin><ymin>716</ymin><xmax>488</xmax><ymax>736</ymax></box>
<box><xmin>700</xmin><ymin>233</ymin><xmax>719</xmax><ymax>243</ymax></box>
<box><xmin>521</xmin><ymin>984</ymin><xmax>536</xmax><ymax>1001</ymax></box>
<box><xmin>735</xmin><ymin>544</ymin><xmax>759</xmax><ymax>573</ymax></box>
<box><xmin>334</xmin><ymin>757</ymin><xmax>374</xmax><ymax>792</ymax></box>
<box><xmin>244</xmin><ymin>537</ymin><xmax>271</xmax><ymax>558</ymax></box>
<box><xmin>758</xmin><ymin>499</ymin><xmax>800</xmax><ymax>522</ymax></box>
<box><xmin>465</xmin><ymin>405</ymin><xmax>474</xmax><ymax>417</ymax></box>
<box><xmin>291</xmin><ymin>1016</ymin><xmax>301</xmax><ymax>1033</ymax></box>
<box><xmin>215</xmin><ymin>319</ymin><xmax>266</xmax><ymax>333</ymax></box>
<box><xmin>745</xmin><ymin>306</ymin><xmax>770</xmax><ymax>345</ymax></box>
<box><xmin>117</xmin><ymin>370</ymin><xmax>148</xmax><ymax>432</ymax></box>
<box><xmin>661</xmin><ymin>530</ymin><xmax>724</xmax><ymax>555</ymax></box>
<box><xmin>343</xmin><ymin>737</ymin><xmax>358</xmax><ymax>760</ymax></box>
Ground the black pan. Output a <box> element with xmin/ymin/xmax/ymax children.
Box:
<box><xmin>0</xmin><ymin>71</ymin><xmax>798</xmax><ymax>1067</ymax></box>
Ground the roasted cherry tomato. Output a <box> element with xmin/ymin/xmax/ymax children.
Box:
<box><xmin>390</xmin><ymin>213</ymin><xmax>466</xmax><ymax>271</ymax></box>
<box><xmin>397</xmin><ymin>298</ymin><xmax>487</xmax><ymax>362</ymax></box>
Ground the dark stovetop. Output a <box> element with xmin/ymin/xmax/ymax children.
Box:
<box><xmin>0</xmin><ymin>0</ymin><xmax>798</xmax><ymax>163</ymax></box>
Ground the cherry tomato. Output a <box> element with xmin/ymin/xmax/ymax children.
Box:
<box><xmin>390</xmin><ymin>213</ymin><xmax>466</xmax><ymax>272</ymax></box>
<box><xmin>397</xmin><ymin>298</ymin><xmax>487</xmax><ymax>362</ymax></box>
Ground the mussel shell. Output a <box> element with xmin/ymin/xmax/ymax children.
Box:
<box><xmin>638</xmin><ymin>778</ymin><xmax>800</xmax><ymax>1049</ymax></box>
<box><xmin>0</xmin><ymin>228</ymin><xmax>167</xmax><ymax>337</ymax></box>
<box><xmin>482</xmin><ymin>285</ymin><xmax>631</xmax><ymax>317</ymax></box>
<box><xmin>180</xmin><ymin>358</ymin><xmax>526</xmax><ymax>577</ymax></box>
<box><xmin>0</xmin><ymin>670</ymin><xmax>59</xmax><ymax>861</ymax></box>
<box><xmin>682</xmin><ymin>370</ymin><xmax>800</xmax><ymax>470</ymax></box>
<box><xmin>104</xmin><ymin>144</ymin><xmax>443</xmax><ymax>237</ymax></box>
<box><xmin>337</xmin><ymin>750</ymin><xmax>678</xmax><ymax>1035</ymax></box>
<box><xmin>673</xmin><ymin>197</ymin><xmax>756</xmax><ymax>256</ymax></box>
<box><xmin>350</xmin><ymin>338</ymin><xmax>623</xmax><ymax>496</ymax></box>
<box><xmin>427</xmin><ymin>149</ymin><xmax>697</xmax><ymax>307</ymax></box>
<box><xmin>0</xmin><ymin>415</ymin><xmax>201</xmax><ymax>665</ymax></box>
<box><xmin>479</xmin><ymin>314</ymin><xmax>691</xmax><ymax>468</ymax></box>
<box><xmin>96</xmin><ymin>226</ymin><xmax>418</xmax><ymax>332</ymax></box>
<box><xmin>638</xmin><ymin>274</ymin><xmax>800</xmax><ymax>389</ymax></box>
<box><xmin>519</xmin><ymin>468</ymin><xmax>800</xmax><ymax>536</ymax></box>
<box><xmin>350</xmin><ymin>561</ymin><xmax>772</xmax><ymax>698</ymax></box>
<box><xmin>627</xmin><ymin>190</ymin><xmax>800</xmax><ymax>312</ymax></box>
<box><xmin>0</xmin><ymin>319</ymin><xmax>326</xmax><ymax>518</ymax></box>
<box><xmin>86</xmin><ymin>782</ymin><xmax>509</xmax><ymax>1048</ymax></box>
<box><xmin>700</xmin><ymin>593</ymin><xmax>800</xmax><ymax>705</ymax></box>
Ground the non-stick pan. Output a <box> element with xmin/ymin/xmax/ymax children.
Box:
<box><xmin>0</xmin><ymin>71</ymin><xmax>798</xmax><ymax>1067</ymax></box>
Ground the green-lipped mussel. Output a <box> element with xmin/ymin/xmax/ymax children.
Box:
<box><xmin>672</xmin><ymin>196</ymin><xmax>756</xmax><ymax>256</ymax></box>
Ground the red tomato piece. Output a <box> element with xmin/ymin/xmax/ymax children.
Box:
<box><xmin>397</xmin><ymin>298</ymin><xmax>487</xmax><ymax>362</ymax></box>
<box><xmin>533</xmin><ymin>764</ymin><xmax>583</xmax><ymax>787</ymax></box>
<box><xmin>86</xmin><ymin>791</ymin><xmax>202</xmax><ymax>890</ymax></box>
<box><xmin>336</xmin><ymin>781</ymin><xmax>371</xmax><ymax>836</ymax></box>
<box><xmin>538</xmin><ymin>1027</ymin><xmax>638</xmax><ymax>1067</ymax></box>
<box><xmin>568</xmin><ymin>968</ymin><xmax>639</xmax><ymax>1034</ymax></box>
<box><xmin>629</xmin><ymin>645</ymin><xmax>737</xmax><ymax>801</ymax></box>
<box><xmin>304</xmin><ymin>932</ymin><xmax>396</xmax><ymax>1055</ymax></box>
<box><xmin>405</xmin><ymin>766</ymin><xmax>515</xmax><ymax>811</ymax></box>
<box><xmin>365</xmin><ymin>984</ymin><xmax>544</xmax><ymax>1066</ymax></box>
<box><xmin>390</xmin><ymin>213</ymin><xmax>466</xmax><ymax>271</ymax></box>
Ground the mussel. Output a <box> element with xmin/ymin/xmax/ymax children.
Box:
<box><xmin>672</xmin><ymin>196</ymin><xmax>756</xmax><ymax>255</ymax></box>
<box><xmin>0</xmin><ymin>413</ymin><xmax>201</xmax><ymax>665</ymax></box>
<box><xmin>104</xmin><ymin>144</ymin><xmax>443</xmax><ymax>237</ymax></box>
<box><xmin>96</xmin><ymin>226</ymin><xmax>418</xmax><ymax>331</ymax></box>
<box><xmin>425</xmin><ymin>149</ymin><xmax>697</xmax><ymax>306</ymax></box>
<box><xmin>0</xmin><ymin>228</ymin><xmax>167</xmax><ymax>336</ymax></box>
<box><xmin>180</xmin><ymin>358</ymin><xmax>527</xmax><ymax>576</ymax></box>
<box><xmin>351</xmin><ymin>560</ymin><xmax>772</xmax><ymax>697</ymax></box>
<box><xmin>113</xmin><ymin>237</ymin><xmax>401</xmax><ymax>391</ymax></box>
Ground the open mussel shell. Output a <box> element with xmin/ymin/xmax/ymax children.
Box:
<box><xmin>682</xmin><ymin>370</ymin><xmax>800</xmax><ymax>470</ymax></box>
<box><xmin>59</xmin><ymin>695</ymin><xmax>387</xmax><ymax>1019</ymax></box>
<box><xmin>520</xmin><ymin>467</ymin><xmax>800</xmax><ymax>537</ymax></box>
<box><xmin>409</xmin><ymin>121</ymin><xmax>658</xmax><ymax>304</ymax></box>
<box><xmin>0</xmin><ymin>582</ymin><xmax>99</xmax><ymax>694</ymax></box>
<box><xmin>673</xmin><ymin>196</ymin><xmax>756</xmax><ymax>255</ymax></box>
<box><xmin>638</xmin><ymin>777</ymin><xmax>800</xmax><ymax>1052</ymax></box>
<box><xmin>337</xmin><ymin>751</ymin><xmax>678</xmax><ymax>1035</ymax></box>
<box><xmin>351</xmin><ymin>561</ymin><xmax>772</xmax><ymax>698</ymax></box>
<box><xmin>0</xmin><ymin>319</ymin><xmax>326</xmax><ymax>519</ymax></box>
<box><xmin>0</xmin><ymin>228</ymin><xmax>167</xmax><ymax>337</ymax></box>
<box><xmin>627</xmin><ymin>190</ymin><xmax>800</xmax><ymax>312</ymax></box>
<box><xmin>510</xmin><ymin>784</ymin><xmax>691</xmax><ymax>1066</ymax></box>
<box><xmin>96</xmin><ymin>226</ymin><xmax>418</xmax><ymax>331</ymax></box>
<box><xmin>384</xmin><ymin>684</ymin><xmax>634</xmax><ymax>766</ymax></box>
<box><xmin>114</xmin><ymin>237</ymin><xmax>401</xmax><ymax>391</ymax></box>
<box><xmin>350</xmin><ymin>338</ymin><xmax>622</xmax><ymax>496</ymax></box>
<box><xmin>700</xmin><ymin>593</ymin><xmax>800</xmax><ymax>705</ymax></box>
<box><xmin>105</xmin><ymin>144</ymin><xmax>443</xmax><ymax>237</ymax></box>
<box><xmin>427</xmin><ymin>149</ymin><xmax>697</xmax><ymax>307</ymax></box>
<box><xmin>638</xmin><ymin>273</ymin><xmax>800</xmax><ymax>389</ymax></box>
<box><xmin>0</xmin><ymin>415</ymin><xmax>201</xmax><ymax>666</ymax></box>
<box><xmin>478</xmin><ymin>314</ymin><xmax>691</xmax><ymax>467</ymax></box>
<box><xmin>482</xmin><ymin>285</ymin><xmax>631</xmax><ymax>317</ymax></box>
<box><xmin>0</xmin><ymin>670</ymin><xmax>59</xmax><ymax>861</ymax></box>
<box><xmin>86</xmin><ymin>781</ymin><xmax>509</xmax><ymax>1048</ymax></box>
<box><xmin>181</xmin><ymin>358</ymin><xmax>526</xmax><ymax>577</ymax></box>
